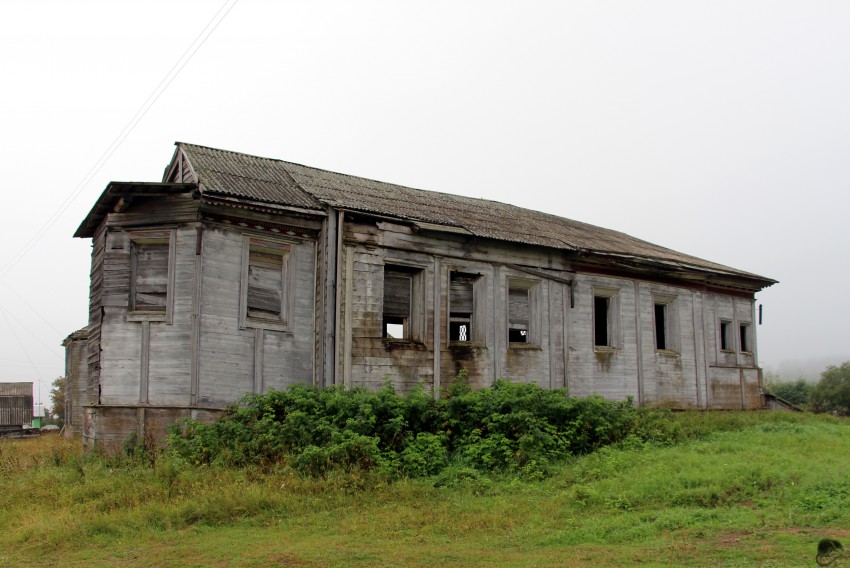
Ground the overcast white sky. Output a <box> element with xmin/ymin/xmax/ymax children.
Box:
<box><xmin>2</xmin><ymin>0</ymin><xmax>848</xmax><ymax>405</ymax></box>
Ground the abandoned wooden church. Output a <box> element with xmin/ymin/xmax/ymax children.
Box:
<box><xmin>64</xmin><ymin>143</ymin><xmax>776</xmax><ymax>448</ymax></box>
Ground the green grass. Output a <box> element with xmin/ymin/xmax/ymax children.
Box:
<box><xmin>2</xmin><ymin>411</ymin><xmax>849</xmax><ymax>567</ymax></box>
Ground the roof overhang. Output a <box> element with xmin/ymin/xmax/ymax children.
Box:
<box><xmin>575</xmin><ymin>251</ymin><xmax>778</xmax><ymax>292</ymax></box>
<box><xmin>74</xmin><ymin>182</ymin><xmax>197</xmax><ymax>238</ymax></box>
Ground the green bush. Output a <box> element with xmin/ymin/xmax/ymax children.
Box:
<box><xmin>167</xmin><ymin>374</ymin><xmax>670</xmax><ymax>479</ymax></box>
<box><xmin>764</xmin><ymin>377</ymin><xmax>812</xmax><ymax>408</ymax></box>
<box><xmin>809</xmin><ymin>362</ymin><xmax>850</xmax><ymax>415</ymax></box>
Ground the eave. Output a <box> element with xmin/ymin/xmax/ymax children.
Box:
<box><xmin>74</xmin><ymin>182</ymin><xmax>197</xmax><ymax>238</ymax></box>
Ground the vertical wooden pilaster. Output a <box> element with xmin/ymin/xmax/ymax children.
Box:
<box><xmin>190</xmin><ymin>225</ymin><xmax>203</xmax><ymax>406</ymax></box>
<box><xmin>562</xmin><ymin>282</ymin><xmax>570</xmax><ymax>390</ymax></box>
<box><xmin>433</xmin><ymin>256</ymin><xmax>442</xmax><ymax>398</ymax></box>
<box><xmin>633</xmin><ymin>281</ymin><xmax>644</xmax><ymax>406</ymax></box>
<box><xmin>253</xmin><ymin>328</ymin><xmax>264</xmax><ymax>394</ymax></box>
<box><xmin>342</xmin><ymin>246</ymin><xmax>354</xmax><ymax>388</ymax></box>
<box><xmin>140</xmin><ymin>320</ymin><xmax>150</xmax><ymax>404</ymax></box>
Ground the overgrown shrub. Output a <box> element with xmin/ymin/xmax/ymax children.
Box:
<box><xmin>167</xmin><ymin>374</ymin><xmax>670</xmax><ymax>479</ymax></box>
<box><xmin>764</xmin><ymin>377</ymin><xmax>812</xmax><ymax>408</ymax></box>
<box><xmin>809</xmin><ymin>362</ymin><xmax>850</xmax><ymax>415</ymax></box>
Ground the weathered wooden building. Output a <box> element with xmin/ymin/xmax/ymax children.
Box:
<box><xmin>71</xmin><ymin>143</ymin><xmax>776</xmax><ymax>449</ymax></box>
<box><xmin>0</xmin><ymin>382</ymin><xmax>34</xmax><ymax>434</ymax></box>
<box><xmin>62</xmin><ymin>328</ymin><xmax>89</xmax><ymax>438</ymax></box>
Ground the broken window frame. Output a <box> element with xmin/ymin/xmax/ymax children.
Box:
<box><xmin>383</xmin><ymin>264</ymin><xmax>425</xmax><ymax>342</ymax></box>
<box><xmin>239</xmin><ymin>236</ymin><xmax>295</xmax><ymax>331</ymax></box>
<box><xmin>719</xmin><ymin>320</ymin><xmax>733</xmax><ymax>352</ymax></box>
<box><xmin>739</xmin><ymin>323</ymin><xmax>751</xmax><ymax>353</ymax></box>
<box><xmin>593</xmin><ymin>287</ymin><xmax>620</xmax><ymax>349</ymax></box>
<box><xmin>127</xmin><ymin>229</ymin><xmax>176</xmax><ymax>323</ymax></box>
<box><xmin>653</xmin><ymin>294</ymin><xmax>679</xmax><ymax>353</ymax></box>
<box><xmin>448</xmin><ymin>271</ymin><xmax>482</xmax><ymax>344</ymax></box>
<box><xmin>508</xmin><ymin>277</ymin><xmax>540</xmax><ymax>346</ymax></box>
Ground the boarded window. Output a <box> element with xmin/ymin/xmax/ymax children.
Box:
<box><xmin>131</xmin><ymin>241</ymin><xmax>169</xmax><ymax>312</ymax></box>
<box><xmin>450</xmin><ymin>272</ymin><xmax>476</xmax><ymax>342</ymax></box>
<box><xmin>246</xmin><ymin>240</ymin><xmax>289</xmax><ymax>322</ymax></box>
<box><xmin>508</xmin><ymin>286</ymin><xmax>530</xmax><ymax>343</ymax></box>
<box><xmin>383</xmin><ymin>266</ymin><xmax>422</xmax><ymax>340</ymax></box>
<box><xmin>654</xmin><ymin>303</ymin><xmax>667</xmax><ymax>350</ymax></box>
<box><xmin>719</xmin><ymin>320</ymin><xmax>731</xmax><ymax>351</ymax></box>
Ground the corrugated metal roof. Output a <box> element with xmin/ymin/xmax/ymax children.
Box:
<box><xmin>182</xmin><ymin>144</ymin><xmax>324</xmax><ymax>210</ymax></box>
<box><xmin>177</xmin><ymin>143</ymin><xmax>774</xmax><ymax>284</ymax></box>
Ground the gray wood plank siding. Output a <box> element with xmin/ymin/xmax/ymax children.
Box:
<box><xmin>63</xmin><ymin>332</ymin><xmax>88</xmax><ymax>436</ymax></box>
<box><xmin>90</xmin><ymin>201</ymin><xmax>318</xmax><ymax>415</ymax></box>
<box><xmin>86</xmin><ymin>222</ymin><xmax>106</xmax><ymax>404</ymax></box>
<box><xmin>197</xmin><ymin>225</ymin><xmax>316</xmax><ymax>406</ymax></box>
<box><xmin>337</xmin><ymin>218</ymin><xmax>763</xmax><ymax>407</ymax></box>
<box><xmin>74</xmin><ymin>164</ymin><xmax>769</xmax><ymax>449</ymax></box>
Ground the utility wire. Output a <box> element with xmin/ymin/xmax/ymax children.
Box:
<box><xmin>0</xmin><ymin>0</ymin><xmax>240</xmax><ymax>279</ymax></box>
<box><xmin>0</xmin><ymin>280</ymin><xmax>66</xmax><ymax>336</ymax></box>
<box><xmin>0</xmin><ymin>301</ymin><xmax>64</xmax><ymax>356</ymax></box>
<box><xmin>0</xmin><ymin>0</ymin><xmax>239</xmax><ymax>378</ymax></box>
<box><xmin>0</xmin><ymin>305</ymin><xmax>44</xmax><ymax>382</ymax></box>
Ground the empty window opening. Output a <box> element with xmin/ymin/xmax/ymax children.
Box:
<box><xmin>654</xmin><ymin>303</ymin><xmax>667</xmax><ymax>350</ymax></box>
<box><xmin>449</xmin><ymin>272</ymin><xmax>476</xmax><ymax>342</ymax></box>
<box><xmin>247</xmin><ymin>241</ymin><xmax>288</xmax><ymax>322</ymax></box>
<box><xmin>131</xmin><ymin>241</ymin><xmax>169</xmax><ymax>312</ymax></box>
<box><xmin>720</xmin><ymin>320</ymin><xmax>731</xmax><ymax>351</ymax></box>
<box><xmin>384</xmin><ymin>267</ymin><xmax>417</xmax><ymax>339</ymax></box>
<box><xmin>508</xmin><ymin>286</ymin><xmax>530</xmax><ymax>343</ymax></box>
<box><xmin>739</xmin><ymin>324</ymin><xmax>750</xmax><ymax>352</ymax></box>
<box><xmin>594</xmin><ymin>296</ymin><xmax>610</xmax><ymax>347</ymax></box>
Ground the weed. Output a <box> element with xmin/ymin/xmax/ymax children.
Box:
<box><xmin>167</xmin><ymin>376</ymin><xmax>659</xmax><ymax>479</ymax></box>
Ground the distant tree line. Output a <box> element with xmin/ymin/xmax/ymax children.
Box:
<box><xmin>766</xmin><ymin>362</ymin><xmax>850</xmax><ymax>415</ymax></box>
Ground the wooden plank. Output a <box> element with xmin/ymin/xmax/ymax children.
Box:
<box><xmin>343</xmin><ymin>246</ymin><xmax>354</xmax><ymax>388</ymax></box>
<box><xmin>433</xmin><ymin>257</ymin><xmax>441</xmax><ymax>396</ymax></box>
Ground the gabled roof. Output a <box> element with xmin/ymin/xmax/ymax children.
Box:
<box><xmin>74</xmin><ymin>142</ymin><xmax>775</xmax><ymax>290</ymax></box>
<box><xmin>175</xmin><ymin>143</ymin><xmax>775</xmax><ymax>288</ymax></box>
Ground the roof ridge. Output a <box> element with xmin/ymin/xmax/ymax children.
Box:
<box><xmin>178</xmin><ymin>141</ymin><xmax>533</xmax><ymax>211</ymax></box>
<box><xmin>172</xmin><ymin>142</ymin><xmax>775</xmax><ymax>287</ymax></box>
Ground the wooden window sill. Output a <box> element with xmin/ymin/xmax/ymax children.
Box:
<box><xmin>383</xmin><ymin>339</ymin><xmax>427</xmax><ymax>351</ymax></box>
<box><xmin>509</xmin><ymin>343</ymin><xmax>542</xmax><ymax>351</ymax></box>
<box><xmin>126</xmin><ymin>311</ymin><xmax>168</xmax><ymax>322</ymax></box>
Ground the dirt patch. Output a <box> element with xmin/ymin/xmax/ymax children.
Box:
<box><xmin>714</xmin><ymin>530</ymin><xmax>754</xmax><ymax>549</ymax></box>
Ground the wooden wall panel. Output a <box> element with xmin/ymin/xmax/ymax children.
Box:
<box><xmin>197</xmin><ymin>226</ymin><xmax>316</xmax><ymax>405</ymax></box>
<box><xmin>86</xmin><ymin>223</ymin><xmax>106</xmax><ymax>405</ymax></box>
<box><xmin>99</xmin><ymin>306</ymin><xmax>142</xmax><ymax>403</ymax></box>
<box><xmin>637</xmin><ymin>282</ymin><xmax>700</xmax><ymax>408</ymax></box>
<box><xmin>148</xmin><ymin>228</ymin><xmax>196</xmax><ymax>405</ymax></box>
<box><xmin>197</xmin><ymin>228</ymin><xmax>252</xmax><ymax>405</ymax></box>
<box><xmin>63</xmin><ymin>335</ymin><xmax>88</xmax><ymax>436</ymax></box>
<box><xmin>708</xmin><ymin>366</ymin><xmax>744</xmax><ymax>409</ymax></box>
<box><xmin>263</xmin><ymin>243</ymin><xmax>317</xmax><ymax>391</ymax></box>
<box><xmin>566</xmin><ymin>274</ymin><xmax>640</xmax><ymax>402</ymax></box>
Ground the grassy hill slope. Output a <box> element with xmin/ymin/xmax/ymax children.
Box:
<box><xmin>1</xmin><ymin>411</ymin><xmax>848</xmax><ymax>567</ymax></box>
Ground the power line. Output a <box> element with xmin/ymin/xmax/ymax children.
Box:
<box><xmin>0</xmin><ymin>0</ymin><xmax>240</xmax><ymax>279</ymax></box>
<box><xmin>0</xmin><ymin>280</ymin><xmax>66</xmax><ymax>336</ymax></box>
<box><xmin>0</xmin><ymin>306</ymin><xmax>44</xmax><ymax>382</ymax></box>
<box><xmin>0</xmin><ymin>301</ymin><xmax>64</xmax><ymax>356</ymax></box>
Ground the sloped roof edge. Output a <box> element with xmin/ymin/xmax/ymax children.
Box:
<box><xmin>177</xmin><ymin>143</ymin><xmax>775</xmax><ymax>289</ymax></box>
<box><xmin>75</xmin><ymin>143</ymin><xmax>775</xmax><ymax>290</ymax></box>
<box><xmin>74</xmin><ymin>182</ymin><xmax>196</xmax><ymax>238</ymax></box>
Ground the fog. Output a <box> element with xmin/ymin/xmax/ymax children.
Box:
<box><xmin>1</xmin><ymin>1</ymin><xmax>848</xmax><ymax>404</ymax></box>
